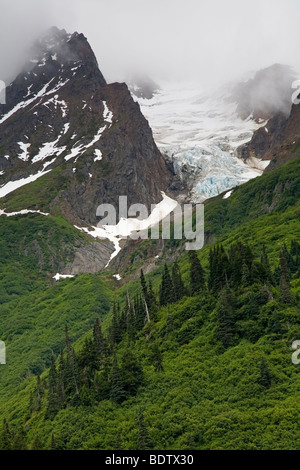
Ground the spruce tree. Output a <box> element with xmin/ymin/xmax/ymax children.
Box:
<box><xmin>79</xmin><ymin>338</ymin><xmax>99</xmax><ymax>388</ymax></box>
<box><xmin>261</xmin><ymin>244</ymin><xmax>274</xmax><ymax>284</ymax></box>
<box><xmin>57</xmin><ymin>349</ymin><xmax>66</xmax><ymax>407</ymax></box>
<box><xmin>46</xmin><ymin>353</ymin><xmax>60</xmax><ymax>420</ymax></box>
<box><xmin>121</xmin><ymin>347</ymin><xmax>143</xmax><ymax>397</ymax></box>
<box><xmin>110</xmin><ymin>302</ymin><xmax>122</xmax><ymax>346</ymax></box>
<box><xmin>110</xmin><ymin>354</ymin><xmax>125</xmax><ymax>404</ymax></box>
<box><xmin>216</xmin><ymin>287</ymin><xmax>235</xmax><ymax>348</ymax></box>
<box><xmin>166</xmin><ymin>309</ymin><xmax>175</xmax><ymax>335</ymax></box>
<box><xmin>136</xmin><ymin>408</ymin><xmax>152</xmax><ymax>450</ymax></box>
<box><xmin>241</xmin><ymin>259</ymin><xmax>251</xmax><ymax>287</ymax></box>
<box><xmin>64</xmin><ymin>326</ymin><xmax>80</xmax><ymax>398</ymax></box>
<box><xmin>159</xmin><ymin>264</ymin><xmax>175</xmax><ymax>306</ymax></box>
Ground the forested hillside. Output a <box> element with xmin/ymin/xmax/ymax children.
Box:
<box><xmin>0</xmin><ymin>155</ymin><xmax>300</xmax><ymax>450</ymax></box>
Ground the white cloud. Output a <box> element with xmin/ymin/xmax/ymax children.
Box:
<box><xmin>0</xmin><ymin>0</ymin><xmax>299</xmax><ymax>85</ymax></box>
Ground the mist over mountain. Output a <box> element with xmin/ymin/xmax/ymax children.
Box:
<box><xmin>230</xmin><ymin>64</ymin><xmax>296</xmax><ymax>122</ymax></box>
<box><xmin>0</xmin><ymin>0</ymin><xmax>299</xmax><ymax>86</ymax></box>
<box><xmin>0</xmin><ymin>7</ymin><xmax>300</xmax><ymax>452</ymax></box>
<box><xmin>0</xmin><ymin>27</ymin><xmax>176</xmax><ymax>227</ymax></box>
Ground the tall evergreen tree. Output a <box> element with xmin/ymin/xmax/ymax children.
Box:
<box><xmin>57</xmin><ymin>349</ymin><xmax>66</xmax><ymax>407</ymax></box>
<box><xmin>46</xmin><ymin>353</ymin><xmax>60</xmax><ymax>420</ymax></box>
<box><xmin>261</xmin><ymin>244</ymin><xmax>274</xmax><ymax>284</ymax></box>
<box><xmin>64</xmin><ymin>326</ymin><xmax>80</xmax><ymax>397</ymax></box>
<box><xmin>159</xmin><ymin>264</ymin><xmax>175</xmax><ymax>306</ymax></box>
<box><xmin>121</xmin><ymin>348</ymin><xmax>143</xmax><ymax>397</ymax></box>
<box><xmin>136</xmin><ymin>409</ymin><xmax>152</xmax><ymax>450</ymax></box>
<box><xmin>77</xmin><ymin>337</ymin><xmax>99</xmax><ymax>388</ymax></box>
<box><xmin>216</xmin><ymin>287</ymin><xmax>235</xmax><ymax>348</ymax></box>
<box><xmin>241</xmin><ymin>259</ymin><xmax>251</xmax><ymax>287</ymax></box>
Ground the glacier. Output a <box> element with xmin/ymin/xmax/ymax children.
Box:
<box><xmin>135</xmin><ymin>82</ymin><xmax>269</xmax><ymax>202</ymax></box>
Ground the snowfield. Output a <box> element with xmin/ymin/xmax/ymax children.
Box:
<box><xmin>135</xmin><ymin>82</ymin><xmax>270</xmax><ymax>202</ymax></box>
<box><xmin>75</xmin><ymin>191</ymin><xmax>178</xmax><ymax>267</ymax></box>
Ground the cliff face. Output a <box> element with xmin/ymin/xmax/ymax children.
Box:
<box><xmin>237</xmin><ymin>101</ymin><xmax>300</xmax><ymax>173</ymax></box>
<box><xmin>0</xmin><ymin>27</ymin><xmax>174</xmax><ymax>225</ymax></box>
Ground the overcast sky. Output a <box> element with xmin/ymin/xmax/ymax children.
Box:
<box><xmin>0</xmin><ymin>0</ymin><xmax>299</xmax><ymax>86</ymax></box>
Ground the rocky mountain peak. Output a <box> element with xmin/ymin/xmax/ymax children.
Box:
<box><xmin>0</xmin><ymin>27</ymin><xmax>176</xmax><ymax>228</ymax></box>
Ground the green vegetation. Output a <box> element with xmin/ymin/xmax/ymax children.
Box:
<box><xmin>0</xmin><ymin>155</ymin><xmax>300</xmax><ymax>450</ymax></box>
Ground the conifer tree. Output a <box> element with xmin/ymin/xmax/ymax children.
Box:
<box><xmin>64</xmin><ymin>326</ymin><xmax>80</xmax><ymax>397</ymax></box>
<box><xmin>136</xmin><ymin>408</ymin><xmax>152</xmax><ymax>450</ymax></box>
<box><xmin>110</xmin><ymin>302</ymin><xmax>122</xmax><ymax>346</ymax></box>
<box><xmin>241</xmin><ymin>259</ymin><xmax>251</xmax><ymax>287</ymax></box>
<box><xmin>30</xmin><ymin>375</ymin><xmax>43</xmax><ymax>414</ymax></box>
<box><xmin>121</xmin><ymin>347</ymin><xmax>143</xmax><ymax>397</ymax></box>
<box><xmin>78</xmin><ymin>338</ymin><xmax>99</xmax><ymax>388</ymax></box>
<box><xmin>269</xmin><ymin>310</ymin><xmax>282</xmax><ymax>335</ymax></box>
<box><xmin>159</xmin><ymin>264</ymin><xmax>175</xmax><ymax>306</ymax></box>
<box><xmin>110</xmin><ymin>354</ymin><xmax>125</xmax><ymax>404</ymax></box>
<box><xmin>57</xmin><ymin>349</ymin><xmax>66</xmax><ymax>407</ymax></box>
<box><xmin>46</xmin><ymin>353</ymin><xmax>60</xmax><ymax>420</ymax></box>
<box><xmin>166</xmin><ymin>309</ymin><xmax>175</xmax><ymax>335</ymax></box>
<box><xmin>261</xmin><ymin>244</ymin><xmax>274</xmax><ymax>284</ymax></box>
<box><xmin>216</xmin><ymin>287</ymin><xmax>235</xmax><ymax>348</ymax></box>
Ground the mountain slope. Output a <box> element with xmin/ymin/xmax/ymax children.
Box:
<box><xmin>0</xmin><ymin>27</ymin><xmax>175</xmax><ymax>227</ymax></box>
<box><xmin>0</xmin><ymin>152</ymin><xmax>299</xmax><ymax>450</ymax></box>
<box><xmin>237</xmin><ymin>98</ymin><xmax>300</xmax><ymax>173</ymax></box>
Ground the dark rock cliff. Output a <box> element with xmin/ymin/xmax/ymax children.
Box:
<box><xmin>0</xmin><ymin>27</ymin><xmax>175</xmax><ymax>225</ymax></box>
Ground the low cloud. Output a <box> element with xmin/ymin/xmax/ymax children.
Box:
<box><xmin>0</xmin><ymin>0</ymin><xmax>299</xmax><ymax>86</ymax></box>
